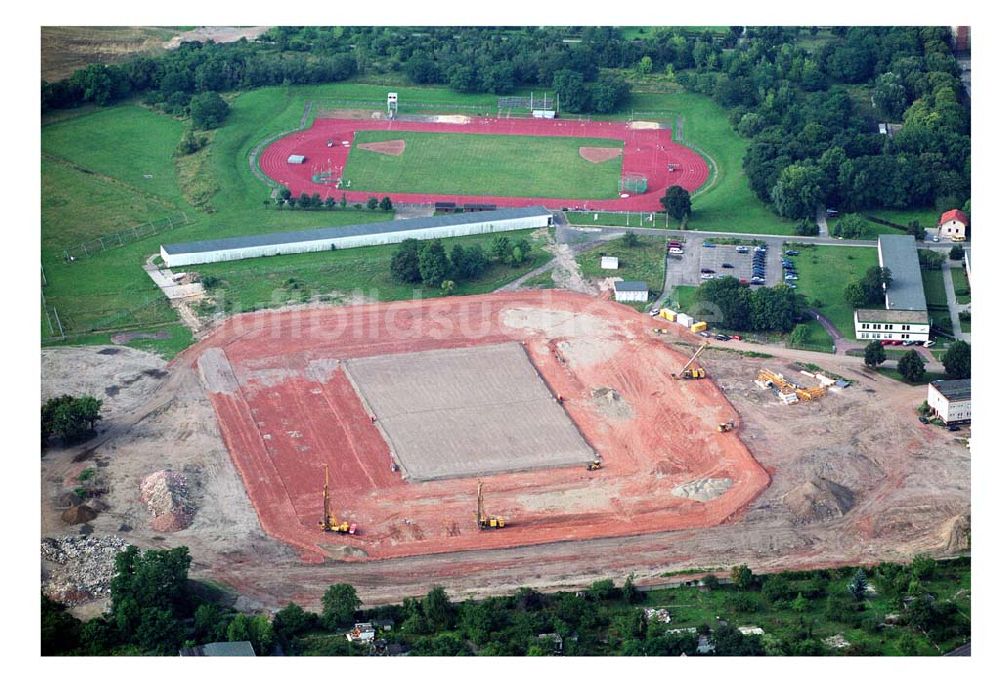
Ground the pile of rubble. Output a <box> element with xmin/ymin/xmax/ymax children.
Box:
<box><xmin>139</xmin><ymin>470</ymin><xmax>194</xmax><ymax>531</ymax></box>
<box><xmin>41</xmin><ymin>535</ymin><xmax>130</xmax><ymax>605</ymax></box>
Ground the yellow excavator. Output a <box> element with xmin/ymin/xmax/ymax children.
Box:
<box><xmin>476</xmin><ymin>481</ymin><xmax>506</xmax><ymax>529</ymax></box>
<box><xmin>318</xmin><ymin>464</ymin><xmax>356</xmax><ymax>535</ymax></box>
<box><xmin>672</xmin><ymin>342</ymin><xmax>708</xmax><ymax>380</ymax></box>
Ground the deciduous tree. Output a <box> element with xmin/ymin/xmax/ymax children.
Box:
<box><xmin>897</xmin><ymin>350</ymin><xmax>926</xmax><ymax>382</ymax></box>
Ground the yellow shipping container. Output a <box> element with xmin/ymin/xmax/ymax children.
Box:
<box><xmin>690</xmin><ymin>321</ymin><xmax>708</xmax><ymax>333</ymax></box>
<box><xmin>659</xmin><ymin>309</ymin><xmax>677</xmax><ymax>321</ymax></box>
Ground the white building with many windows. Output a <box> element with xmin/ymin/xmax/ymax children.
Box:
<box><xmin>927</xmin><ymin>379</ymin><xmax>971</xmax><ymax>423</ymax></box>
<box><xmin>853</xmin><ymin>235</ymin><xmax>930</xmax><ymax>343</ymax></box>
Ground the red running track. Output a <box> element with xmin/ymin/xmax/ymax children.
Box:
<box><xmin>258</xmin><ymin>116</ymin><xmax>709</xmax><ymax>212</ymax></box>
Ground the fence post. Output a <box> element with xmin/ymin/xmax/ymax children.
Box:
<box><xmin>52</xmin><ymin>306</ymin><xmax>65</xmax><ymax>339</ymax></box>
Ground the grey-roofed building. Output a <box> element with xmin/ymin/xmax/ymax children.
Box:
<box><xmin>179</xmin><ymin>641</ymin><xmax>256</xmax><ymax>657</ymax></box>
<box><xmin>928</xmin><ymin>379</ymin><xmax>971</xmax><ymax>423</ymax></box>
<box><xmin>160</xmin><ymin>206</ymin><xmax>552</xmax><ymax>267</ymax></box>
<box><xmin>852</xmin><ymin>235</ymin><xmax>930</xmax><ymax>343</ymax></box>
<box><xmin>613</xmin><ymin>280</ymin><xmax>649</xmax><ymax>302</ymax></box>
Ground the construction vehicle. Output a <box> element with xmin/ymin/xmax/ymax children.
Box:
<box><xmin>653</xmin><ymin>327</ymin><xmax>668</xmax><ymax>335</ymax></box>
<box><xmin>718</xmin><ymin>420</ymin><xmax>735</xmax><ymax>433</ymax></box>
<box><xmin>587</xmin><ymin>460</ymin><xmax>603</xmax><ymax>471</ymax></box>
<box><xmin>476</xmin><ymin>481</ymin><xmax>506</xmax><ymax>529</ymax></box>
<box><xmin>318</xmin><ymin>464</ymin><xmax>357</xmax><ymax>535</ymax></box>
<box><xmin>672</xmin><ymin>342</ymin><xmax>708</xmax><ymax>380</ymax></box>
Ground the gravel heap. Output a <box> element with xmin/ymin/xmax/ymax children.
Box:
<box><xmin>140</xmin><ymin>470</ymin><xmax>194</xmax><ymax>531</ymax></box>
<box><xmin>41</xmin><ymin>535</ymin><xmax>129</xmax><ymax>605</ymax></box>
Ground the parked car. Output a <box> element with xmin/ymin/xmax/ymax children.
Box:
<box><xmin>739</xmin><ymin>278</ymin><xmax>749</xmax><ymax>285</ymax></box>
<box><xmin>736</xmin><ymin>246</ymin><xmax>749</xmax><ymax>253</ymax></box>
<box><xmin>826</xmin><ymin>208</ymin><xmax>839</xmax><ymax>216</ymax></box>
<box><xmin>923</xmin><ymin>340</ymin><xmax>936</xmax><ymax>347</ymax></box>
<box><xmin>700</xmin><ymin>268</ymin><xmax>715</xmax><ymax>274</ymax></box>
<box><xmin>932</xmin><ymin>235</ymin><xmax>940</xmax><ymax>242</ymax></box>
<box><xmin>668</xmin><ymin>247</ymin><xmax>684</xmax><ymax>255</ymax></box>
<box><xmin>948</xmin><ymin>424</ymin><xmax>960</xmax><ymax>432</ymax></box>
<box><xmin>722</xmin><ymin>263</ymin><xmax>734</xmax><ymax>269</ymax></box>
<box><xmin>918</xmin><ymin>416</ymin><xmax>929</xmax><ymax>424</ymax></box>
<box><xmin>700</xmin><ymin>273</ymin><xmax>715</xmax><ymax>280</ymax></box>
<box><xmin>703</xmin><ymin>242</ymin><xmax>716</xmax><ymax>248</ymax></box>
<box><xmin>785</xmin><ymin>283</ymin><xmax>797</xmax><ymax>289</ymax></box>
<box><xmin>750</xmin><ymin>279</ymin><xmax>765</xmax><ymax>285</ymax></box>
<box><xmin>715</xmin><ymin>334</ymin><xmax>731</xmax><ymax>341</ymax></box>
<box><xmin>784</xmin><ymin>275</ymin><xmax>798</xmax><ymax>281</ymax></box>
<box><xmin>731</xmin><ymin>335</ymin><xmax>742</xmax><ymax>340</ymax></box>
<box><xmin>785</xmin><ymin>250</ymin><xmax>799</xmax><ymax>256</ymax></box>
<box><xmin>698</xmin><ymin>331</ymin><xmax>712</xmax><ymax>338</ymax></box>
<box><xmin>649</xmin><ymin>308</ymin><xmax>660</xmax><ymax>316</ymax></box>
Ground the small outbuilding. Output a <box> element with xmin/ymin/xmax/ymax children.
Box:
<box><xmin>287</xmin><ymin>154</ymin><xmax>306</xmax><ymax>165</ymax></box>
<box><xmin>613</xmin><ymin>280</ymin><xmax>649</xmax><ymax>303</ymax></box>
<box><xmin>939</xmin><ymin>209</ymin><xmax>969</xmax><ymax>241</ymax></box>
<box><xmin>927</xmin><ymin>379</ymin><xmax>971</xmax><ymax>424</ymax></box>
<box><xmin>346</xmin><ymin>622</ymin><xmax>376</xmax><ymax>644</ymax></box>
<box><xmin>600</xmin><ymin>256</ymin><xmax>619</xmax><ymax>270</ymax></box>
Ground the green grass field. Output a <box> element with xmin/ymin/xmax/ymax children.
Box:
<box><xmin>951</xmin><ymin>267</ymin><xmax>970</xmax><ymax>304</ymax></box>
<box><xmin>343</xmin><ymin>131</ymin><xmax>622</xmax><ymax>199</ymax></box>
<box><xmin>187</xmin><ymin>229</ymin><xmax>553</xmax><ymax>312</ymax></box>
<box><xmin>791</xmin><ymin>245</ymin><xmax>879</xmax><ymax>338</ymax></box>
<box><xmin>577</xmin><ymin>235</ymin><xmax>665</xmax><ymax>298</ymax></box>
<box><xmin>921</xmin><ymin>268</ymin><xmax>954</xmax><ymax>336</ymax></box>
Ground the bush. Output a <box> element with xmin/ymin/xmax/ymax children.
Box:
<box><xmin>189</xmin><ymin>92</ymin><xmax>229</xmax><ymax>130</ymax></box>
<box><xmin>794</xmin><ymin>219</ymin><xmax>820</xmax><ymax>236</ymax></box>
<box><xmin>949</xmin><ymin>244</ymin><xmax>964</xmax><ymax>261</ymax></box>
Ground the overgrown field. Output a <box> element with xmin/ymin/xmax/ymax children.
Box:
<box><xmin>343</xmin><ymin>130</ymin><xmax>622</xmax><ymax>199</ymax></box>
<box><xmin>577</xmin><ymin>235</ymin><xmax>665</xmax><ymax>297</ymax></box>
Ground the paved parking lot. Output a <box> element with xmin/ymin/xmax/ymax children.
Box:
<box><xmin>663</xmin><ymin>237</ymin><xmax>786</xmax><ymax>304</ymax></box>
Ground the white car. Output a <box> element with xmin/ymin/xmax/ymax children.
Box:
<box><xmin>700</xmin><ymin>273</ymin><xmax>715</xmax><ymax>280</ymax></box>
<box><xmin>649</xmin><ymin>308</ymin><xmax>660</xmax><ymax>317</ymax></box>
<box><xmin>924</xmin><ymin>340</ymin><xmax>936</xmax><ymax>347</ymax></box>
<box><xmin>932</xmin><ymin>235</ymin><xmax>940</xmax><ymax>242</ymax></box>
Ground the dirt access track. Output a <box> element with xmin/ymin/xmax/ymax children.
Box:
<box><xmin>187</xmin><ymin>290</ymin><xmax>768</xmax><ymax>562</ymax></box>
<box><xmin>258</xmin><ymin>115</ymin><xmax>708</xmax><ymax>212</ymax></box>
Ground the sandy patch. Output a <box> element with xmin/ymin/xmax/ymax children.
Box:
<box><xmin>628</xmin><ymin>121</ymin><xmax>662</xmax><ymax>130</ymax></box>
<box><xmin>671</xmin><ymin>478</ymin><xmax>733</xmax><ymax>502</ymax></box>
<box><xmin>432</xmin><ymin>115</ymin><xmax>471</xmax><ymax>124</ymax></box>
<box><xmin>357</xmin><ymin>140</ymin><xmax>406</xmax><ymax>156</ymax></box>
<box><xmin>501</xmin><ymin>307</ymin><xmax>611</xmax><ymax>339</ymax></box>
<box><xmin>579</xmin><ymin>147</ymin><xmax>623</xmax><ymax>163</ymax></box>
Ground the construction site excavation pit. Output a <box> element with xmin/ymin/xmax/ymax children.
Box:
<box><xmin>186</xmin><ymin>290</ymin><xmax>770</xmax><ymax>562</ymax></box>
<box><xmin>344</xmin><ymin>342</ymin><xmax>597</xmax><ymax>481</ymax></box>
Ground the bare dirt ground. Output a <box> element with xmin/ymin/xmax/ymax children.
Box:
<box><xmin>579</xmin><ymin>147</ymin><xmax>623</xmax><ymax>163</ymax></box>
<box><xmin>41</xmin><ymin>303</ymin><xmax>970</xmax><ymax>614</ymax></box>
<box><xmin>163</xmin><ymin>27</ymin><xmax>270</xmax><ymax>50</ymax></box>
<box><xmin>356</xmin><ymin>140</ymin><xmax>406</xmax><ymax>156</ymax></box>
<box><xmin>41</xmin><ymin>27</ymin><xmax>180</xmax><ymax>82</ymax></box>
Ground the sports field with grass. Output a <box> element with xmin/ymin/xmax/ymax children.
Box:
<box><xmin>343</xmin><ymin>131</ymin><xmax>623</xmax><ymax>199</ymax></box>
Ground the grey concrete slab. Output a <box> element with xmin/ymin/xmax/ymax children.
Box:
<box><xmin>344</xmin><ymin>342</ymin><xmax>596</xmax><ymax>481</ymax></box>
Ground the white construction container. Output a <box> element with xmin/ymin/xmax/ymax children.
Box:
<box><xmin>676</xmin><ymin>313</ymin><xmax>694</xmax><ymax>328</ymax></box>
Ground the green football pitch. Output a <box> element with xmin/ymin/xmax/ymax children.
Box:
<box><xmin>341</xmin><ymin>130</ymin><xmax>623</xmax><ymax>199</ymax></box>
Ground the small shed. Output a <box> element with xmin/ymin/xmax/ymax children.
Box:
<box><xmin>600</xmin><ymin>256</ymin><xmax>619</xmax><ymax>270</ymax></box>
<box><xmin>613</xmin><ymin>280</ymin><xmax>649</xmax><ymax>303</ymax></box>
<box><xmin>287</xmin><ymin>154</ymin><xmax>306</xmax><ymax>165</ymax></box>
<box><xmin>346</xmin><ymin>622</ymin><xmax>376</xmax><ymax>644</ymax></box>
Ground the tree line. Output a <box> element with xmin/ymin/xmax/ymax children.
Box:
<box><xmin>42</xmin><ymin>544</ymin><xmax>969</xmax><ymax>656</ymax></box>
<box><xmin>695</xmin><ymin>276</ymin><xmax>804</xmax><ymax>333</ymax></box>
<box><xmin>390</xmin><ymin>235</ymin><xmax>534</xmax><ymax>288</ymax></box>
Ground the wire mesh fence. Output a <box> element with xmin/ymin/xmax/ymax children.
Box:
<box><xmin>62</xmin><ymin>211</ymin><xmax>192</xmax><ymax>262</ymax></box>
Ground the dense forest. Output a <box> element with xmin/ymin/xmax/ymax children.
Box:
<box><xmin>42</xmin><ymin>545</ymin><xmax>970</xmax><ymax>656</ymax></box>
<box><xmin>41</xmin><ymin>26</ymin><xmax>970</xmax><ymax>219</ymax></box>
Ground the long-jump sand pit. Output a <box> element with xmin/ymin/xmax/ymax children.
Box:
<box><xmin>182</xmin><ymin>290</ymin><xmax>770</xmax><ymax>562</ymax></box>
<box><xmin>345</xmin><ymin>343</ymin><xmax>596</xmax><ymax>481</ymax></box>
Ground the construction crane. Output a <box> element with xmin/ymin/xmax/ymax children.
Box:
<box><xmin>318</xmin><ymin>464</ymin><xmax>357</xmax><ymax>535</ymax></box>
<box><xmin>672</xmin><ymin>342</ymin><xmax>709</xmax><ymax>380</ymax></box>
<box><xmin>476</xmin><ymin>481</ymin><xmax>506</xmax><ymax>529</ymax></box>
<box><xmin>717</xmin><ymin>420</ymin><xmax>736</xmax><ymax>433</ymax></box>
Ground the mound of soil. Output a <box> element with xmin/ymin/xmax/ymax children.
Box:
<box><xmin>783</xmin><ymin>477</ymin><xmax>854</xmax><ymax>523</ymax></box>
<box><xmin>579</xmin><ymin>147</ymin><xmax>623</xmax><ymax>164</ymax></box>
<box><xmin>939</xmin><ymin>513</ymin><xmax>970</xmax><ymax>552</ymax></box>
<box><xmin>671</xmin><ymin>478</ymin><xmax>733</xmax><ymax>502</ymax></box>
<box><xmin>591</xmin><ymin>387</ymin><xmax>633</xmax><ymax>419</ymax></box>
<box><xmin>140</xmin><ymin>470</ymin><xmax>194</xmax><ymax>532</ymax></box>
<box><xmin>357</xmin><ymin>140</ymin><xmax>406</xmax><ymax>156</ymax></box>
<box><xmin>57</xmin><ymin>492</ymin><xmax>83</xmax><ymax>508</ymax></box>
<box><xmin>61</xmin><ymin>505</ymin><xmax>98</xmax><ymax>525</ymax></box>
